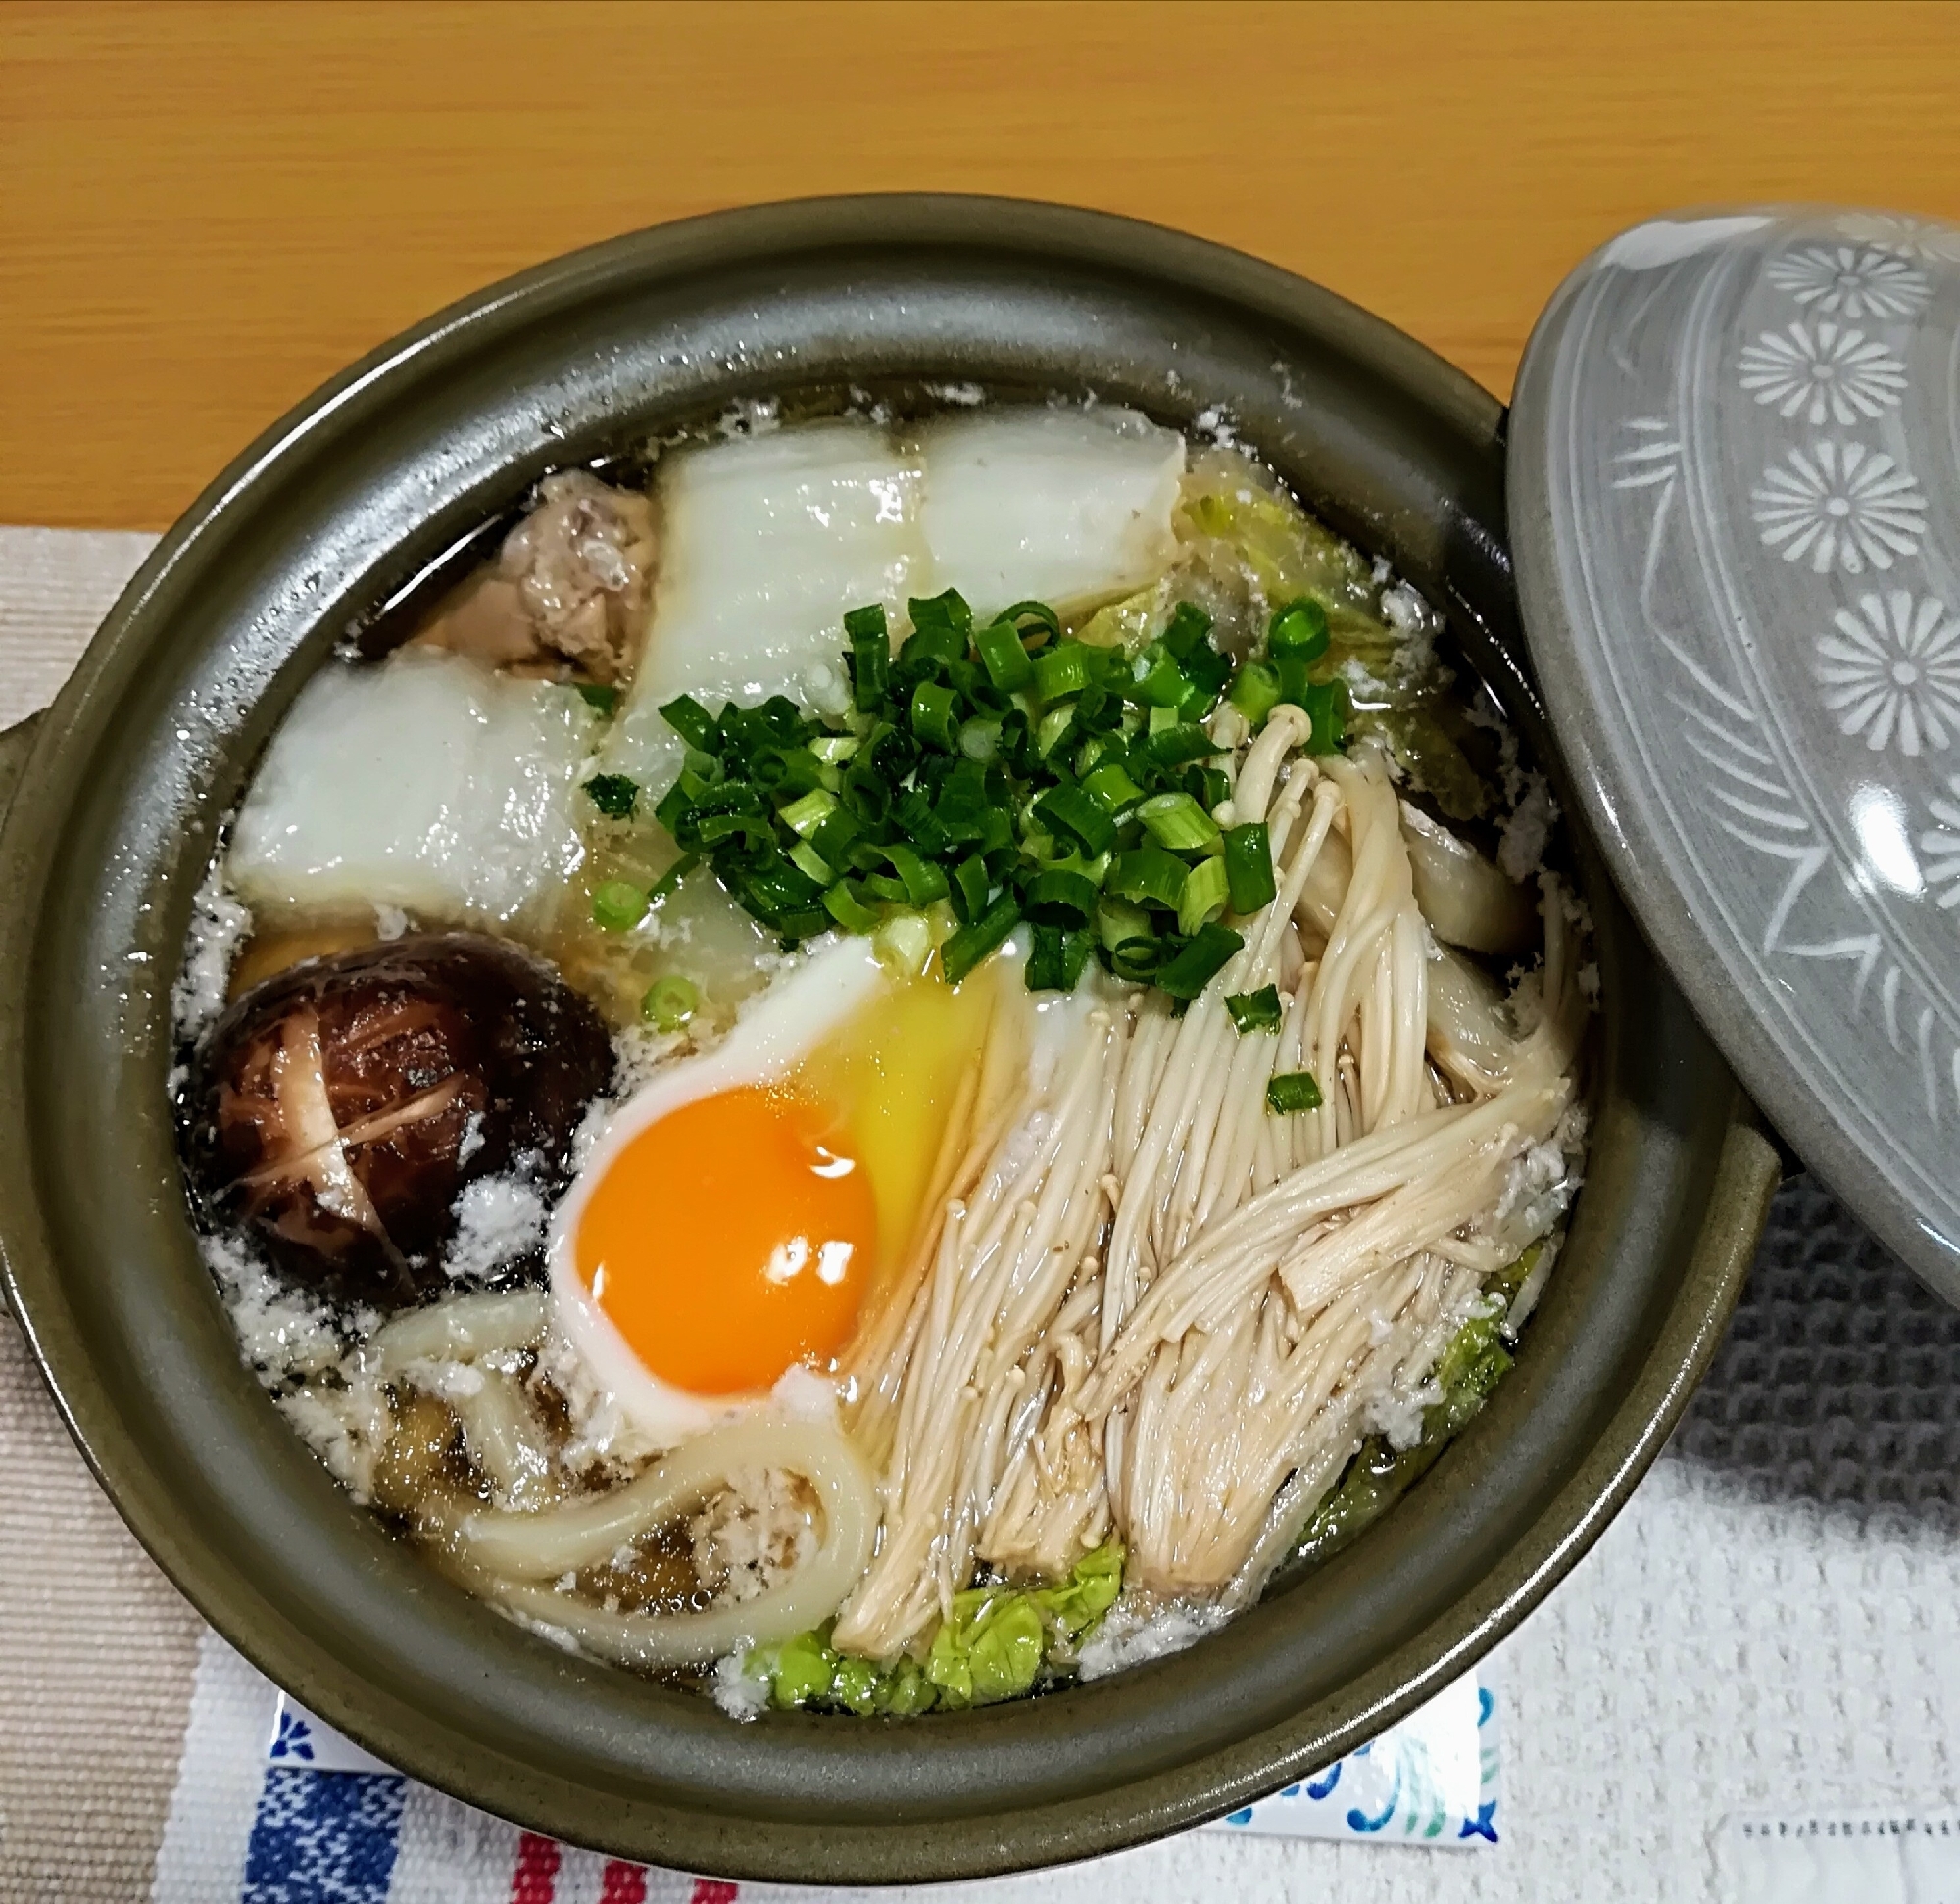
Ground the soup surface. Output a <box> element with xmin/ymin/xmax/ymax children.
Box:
<box><xmin>174</xmin><ymin>396</ymin><xmax>1590</xmax><ymax>1717</ymax></box>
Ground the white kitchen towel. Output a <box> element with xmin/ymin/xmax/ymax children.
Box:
<box><xmin>5</xmin><ymin>526</ymin><xmax>1960</xmax><ymax>1903</ymax></box>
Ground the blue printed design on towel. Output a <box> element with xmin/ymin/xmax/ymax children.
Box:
<box><xmin>242</xmin><ymin>1769</ymin><xmax>405</xmax><ymax>1904</ymax></box>
<box><xmin>1304</xmin><ymin>1763</ymin><xmax>1343</xmax><ymax>1800</ymax></box>
<box><xmin>1345</xmin><ymin>1751</ymin><xmax>1401</xmax><ymax>1833</ymax></box>
<box><xmin>270</xmin><ymin>1711</ymin><xmax>317</xmax><ymax>1763</ymax></box>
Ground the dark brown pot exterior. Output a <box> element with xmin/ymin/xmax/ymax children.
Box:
<box><xmin>0</xmin><ymin>197</ymin><xmax>1778</xmax><ymax>1882</ymax></box>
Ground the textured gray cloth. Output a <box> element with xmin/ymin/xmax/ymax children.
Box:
<box><xmin>0</xmin><ymin>529</ymin><xmax>205</xmax><ymax>1901</ymax></box>
<box><xmin>2</xmin><ymin>527</ymin><xmax>1954</xmax><ymax>1901</ymax></box>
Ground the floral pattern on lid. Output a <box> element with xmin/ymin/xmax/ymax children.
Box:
<box><xmin>1750</xmin><ymin>442</ymin><xmax>1925</xmax><ymax>573</ymax></box>
<box><xmin>1510</xmin><ymin>206</ymin><xmax>1960</xmax><ymax>1304</ymax></box>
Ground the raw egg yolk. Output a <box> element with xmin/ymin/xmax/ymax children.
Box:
<box><xmin>574</xmin><ymin>1085</ymin><xmax>875</xmax><ymax>1397</ymax></box>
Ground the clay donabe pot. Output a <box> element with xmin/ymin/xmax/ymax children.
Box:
<box><xmin>0</xmin><ymin>198</ymin><xmax>1777</xmax><ymax>1882</ymax></box>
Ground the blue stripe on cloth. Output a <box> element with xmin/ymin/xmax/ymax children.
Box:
<box><xmin>241</xmin><ymin>1769</ymin><xmax>407</xmax><ymax>1904</ymax></box>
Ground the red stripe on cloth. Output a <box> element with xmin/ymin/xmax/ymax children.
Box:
<box><xmin>598</xmin><ymin>1862</ymin><xmax>648</xmax><ymax>1903</ymax></box>
<box><xmin>510</xmin><ymin>1832</ymin><xmax>561</xmax><ymax>1904</ymax></box>
<box><xmin>688</xmin><ymin>1883</ymin><xmax>739</xmax><ymax>1904</ymax></box>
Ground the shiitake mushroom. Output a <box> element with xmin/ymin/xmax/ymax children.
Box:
<box><xmin>182</xmin><ymin>932</ymin><xmax>612</xmax><ymax>1306</ymax></box>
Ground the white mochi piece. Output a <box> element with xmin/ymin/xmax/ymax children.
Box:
<box><xmin>228</xmin><ymin>648</ymin><xmax>593</xmax><ymax>928</ymax></box>
<box><xmin>916</xmin><ymin>406</ymin><xmax>1185</xmax><ymax>619</ymax></box>
<box><xmin>604</xmin><ymin>419</ymin><xmax>926</xmax><ymax>785</ymax></box>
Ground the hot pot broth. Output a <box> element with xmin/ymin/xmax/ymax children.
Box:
<box><xmin>174</xmin><ymin>396</ymin><xmax>1589</xmax><ymax>1717</ymax></box>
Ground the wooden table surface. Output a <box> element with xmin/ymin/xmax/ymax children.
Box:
<box><xmin>4</xmin><ymin>0</ymin><xmax>1957</xmax><ymax>531</ymax></box>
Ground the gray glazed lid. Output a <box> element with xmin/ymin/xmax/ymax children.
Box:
<box><xmin>1510</xmin><ymin>206</ymin><xmax>1960</xmax><ymax>1304</ymax></box>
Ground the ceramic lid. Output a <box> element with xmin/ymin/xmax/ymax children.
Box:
<box><xmin>1510</xmin><ymin>207</ymin><xmax>1960</xmax><ymax>1303</ymax></box>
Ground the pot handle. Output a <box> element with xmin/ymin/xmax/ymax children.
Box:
<box><xmin>0</xmin><ymin>711</ymin><xmax>43</xmax><ymax>1325</ymax></box>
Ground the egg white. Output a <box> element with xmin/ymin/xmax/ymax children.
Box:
<box><xmin>546</xmin><ymin>935</ymin><xmax>890</xmax><ymax>1448</ymax></box>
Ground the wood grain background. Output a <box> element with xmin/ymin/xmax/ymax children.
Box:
<box><xmin>3</xmin><ymin>0</ymin><xmax>1957</xmax><ymax>530</ymax></box>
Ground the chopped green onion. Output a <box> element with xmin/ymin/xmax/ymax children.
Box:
<box><xmin>779</xmin><ymin>788</ymin><xmax>837</xmax><ymax>838</ymax></box>
<box><xmin>1228</xmin><ymin>660</ymin><xmax>1282</xmax><ymax>727</ymax></box>
<box><xmin>1096</xmin><ymin>895</ymin><xmax>1152</xmax><ymax>951</ymax></box>
<box><xmin>1025</xmin><ymin>925</ymin><xmax>1091</xmax><ymax>993</ymax></box>
<box><xmin>661</xmin><ymin>583</ymin><xmax>1352</xmax><ymax>1010</ymax></box>
<box><xmin>1268</xmin><ymin>597</ymin><xmax>1330</xmax><ymax>662</ymax></box>
<box><xmin>648</xmin><ymin>852</ymin><xmax>698</xmax><ymax>902</ymax></box>
<box><xmin>874</xmin><ymin>909</ymin><xmax>934</xmax><ymax>975</ymax></box>
<box><xmin>941</xmin><ymin>892</ymin><xmax>1022</xmax><ymax>984</ymax></box>
<box><xmin>959</xmin><ymin>716</ymin><xmax>1003</xmax><ymax>762</ymax></box>
<box><xmin>1023</xmin><ymin>867</ymin><xmax>1098</xmax><ymax>927</ymax></box>
<box><xmin>575</xmin><ymin>682</ymin><xmax>620</xmax><ymax>716</ymax></box>
<box><xmin>809</xmin><ymin>807</ymin><xmax>864</xmax><ymax>866</ymax></box>
<box><xmin>975</xmin><ymin>619</ymin><xmax>1036</xmax><ymax>692</ymax></box>
<box><xmin>1302</xmin><ymin>679</ymin><xmax>1348</xmax><ymax>755</ymax></box>
<box><xmin>1076</xmin><ymin>678</ymin><xmax>1122</xmax><ymax>734</ymax></box>
<box><xmin>582</xmin><ymin>773</ymin><xmax>639</xmax><ymax>819</ymax></box>
<box><xmin>1161</xmin><ymin>600</ymin><xmax>1215</xmax><ymax>660</ymax></box>
<box><xmin>1275</xmin><ymin>652</ymin><xmax>1311</xmax><ymax>707</ymax></box>
<box><xmin>823</xmin><ymin>879</ymin><xmax>882</xmax><ymax>934</ymax></box>
<box><xmin>779</xmin><ymin>908</ymin><xmax>828</xmax><ymax>943</ymax></box>
<box><xmin>651</xmin><ymin>776</ymin><xmax>695</xmax><ymax>836</ymax></box>
<box><xmin>1178</xmin><ymin>647</ymin><xmax>1233</xmax><ymax>703</ymax></box>
<box><xmin>641</xmin><ymin>974</ymin><xmax>699</xmax><ymax>1032</ymax></box>
<box><xmin>1035</xmin><ymin>702</ymin><xmax>1077</xmax><ymax>758</ymax></box>
<box><xmin>1177</xmin><ymin>855</ymin><xmax>1230</xmax><ymax>936</ymax></box>
<box><xmin>658</xmin><ymin>694</ymin><xmax>719</xmax><ymax>752</ymax></box>
<box><xmin>1177</xmin><ymin>679</ymin><xmax>1221</xmax><ymax>723</ymax></box>
<box><xmin>908</xmin><ymin>588</ymin><xmax>974</xmax><ymax>639</ymax></box>
<box><xmin>1107</xmin><ymin>843</ymin><xmax>1189</xmax><ymax>910</ymax></box>
<box><xmin>592</xmin><ymin>879</ymin><xmax>649</xmax><ymax>932</ymax></box>
<box><xmin>1156</xmin><ymin>922</ymin><xmax>1244</xmax><ymax>1001</ymax></box>
<box><xmin>761</xmin><ymin>745</ymin><xmax>828</xmax><ymax>798</ymax></box>
<box><xmin>911</xmin><ymin>681</ymin><xmax>960</xmax><ymax>751</ymax></box>
<box><xmin>788</xmin><ymin>840</ymin><xmax>833</xmax><ymax>885</ymax></box>
<box><xmin>1137</xmin><ymin>790</ymin><xmax>1221</xmax><ymax>853</ymax></box>
<box><xmin>1222</xmin><ymin>821</ymin><xmax>1277</xmax><ymax>913</ymax></box>
<box><xmin>1225</xmin><ymin>984</ymin><xmax>1283</xmax><ymax>1034</ymax></box>
<box><xmin>1109</xmin><ymin>935</ymin><xmax>1166</xmax><ymax>981</ymax></box>
<box><xmin>845</xmin><ymin>603</ymin><xmax>890</xmax><ymax>710</ymax></box>
<box><xmin>1081</xmin><ymin>762</ymin><xmax>1144</xmax><ymax>813</ymax></box>
<box><xmin>876</xmin><ymin>842</ymin><xmax>949</xmax><ymax>908</ymax></box>
<box><xmin>997</xmin><ymin>598</ymin><xmax>1063</xmax><ymax>642</ymax></box>
<box><xmin>1034</xmin><ymin>785</ymin><xmax>1118</xmax><ymax>856</ymax></box>
<box><xmin>1128</xmin><ymin>643</ymin><xmax>1188</xmax><ymax>708</ymax></box>
<box><xmin>949</xmin><ymin>854</ymin><xmax>991</xmax><ymax>924</ymax></box>
<box><xmin>887</xmin><ymin>788</ymin><xmax>945</xmax><ymax>855</ymax></box>
<box><xmin>1074</xmin><ymin>732</ymin><xmax>1116</xmax><ymax>777</ymax></box>
<box><xmin>1144</xmin><ymin>722</ymin><xmax>1217</xmax><ymax>770</ymax></box>
<box><xmin>1266</xmin><ymin>1070</ymin><xmax>1325</xmax><ymax>1114</ymax></box>
<box><xmin>1191</xmin><ymin>764</ymin><xmax>1232</xmax><ymax>810</ymax></box>
<box><xmin>1032</xmin><ymin>642</ymin><xmax>1092</xmax><ymax>703</ymax></box>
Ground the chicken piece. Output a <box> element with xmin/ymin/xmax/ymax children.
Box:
<box><xmin>501</xmin><ymin>471</ymin><xmax>658</xmax><ymax>683</ymax></box>
<box><xmin>414</xmin><ymin>472</ymin><xmax>658</xmax><ymax>684</ymax></box>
